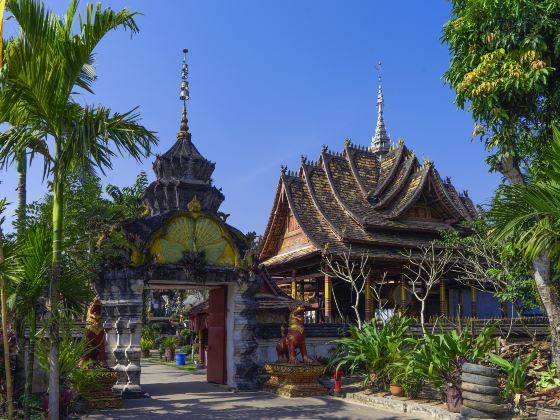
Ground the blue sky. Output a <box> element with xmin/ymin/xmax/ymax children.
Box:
<box><xmin>0</xmin><ymin>0</ymin><xmax>501</xmax><ymax>234</ymax></box>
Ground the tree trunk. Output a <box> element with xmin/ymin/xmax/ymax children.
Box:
<box><xmin>14</xmin><ymin>152</ymin><xmax>27</xmax><ymax>409</ymax></box>
<box><xmin>420</xmin><ymin>300</ymin><xmax>426</xmax><ymax>332</ymax></box>
<box><xmin>16</xmin><ymin>152</ymin><xmax>27</xmax><ymax>234</ymax></box>
<box><xmin>48</xmin><ymin>165</ymin><xmax>63</xmax><ymax>420</ymax></box>
<box><xmin>500</xmin><ymin>159</ymin><xmax>560</xmax><ymax>375</ymax></box>
<box><xmin>23</xmin><ymin>308</ymin><xmax>36</xmax><ymax>420</ymax></box>
<box><xmin>0</xmin><ymin>227</ymin><xmax>14</xmax><ymax>419</ymax></box>
<box><xmin>532</xmin><ymin>254</ymin><xmax>560</xmax><ymax>371</ymax></box>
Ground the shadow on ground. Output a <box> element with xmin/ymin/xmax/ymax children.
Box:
<box><xmin>82</xmin><ymin>362</ymin><xmax>423</xmax><ymax>420</ymax></box>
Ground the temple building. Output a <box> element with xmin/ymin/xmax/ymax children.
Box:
<box><xmin>258</xmin><ymin>72</ymin><xmax>513</xmax><ymax>323</ymax></box>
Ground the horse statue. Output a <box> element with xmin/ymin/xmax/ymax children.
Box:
<box><xmin>276</xmin><ymin>304</ymin><xmax>309</xmax><ymax>364</ymax></box>
<box><xmin>81</xmin><ymin>297</ymin><xmax>107</xmax><ymax>367</ymax></box>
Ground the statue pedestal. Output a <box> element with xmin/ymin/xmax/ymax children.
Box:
<box><xmin>263</xmin><ymin>363</ymin><xmax>327</xmax><ymax>398</ymax></box>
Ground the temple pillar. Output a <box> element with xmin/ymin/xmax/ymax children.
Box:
<box><xmin>364</xmin><ymin>276</ymin><xmax>372</xmax><ymax>321</ymax></box>
<box><xmin>501</xmin><ymin>302</ymin><xmax>508</xmax><ymax>319</ymax></box>
<box><xmin>299</xmin><ymin>279</ymin><xmax>305</xmax><ymax>301</ymax></box>
<box><xmin>228</xmin><ymin>271</ymin><xmax>261</xmax><ymax>390</ymax></box>
<box><xmin>439</xmin><ymin>279</ymin><xmax>447</xmax><ymax>317</ymax></box>
<box><xmin>198</xmin><ymin>330</ymin><xmax>204</xmax><ymax>365</ymax></box>
<box><xmin>291</xmin><ymin>270</ymin><xmax>297</xmax><ymax>299</ymax></box>
<box><xmin>96</xmin><ymin>269</ymin><xmax>145</xmax><ymax>398</ymax></box>
<box><xmin>471</xmin><ymin>286</ymin><xmax>477</xmax><ymax>319</ymax></box>
<box><xmin>400</xmin><ymin>275</ymin><xmax>406</xmax><ymax>309</ymax></box>
<box><xmin>458</xmin><ymin>288</ymin><xmax>464</xmax><ymax>318</ymax></box>
<box><xmin>324</xmin><ymin>275</ymin><xmax>331</xmax><ymax>322</ymax></box>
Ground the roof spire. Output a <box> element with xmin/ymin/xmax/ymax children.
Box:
<box><xmin>178</xmin><ymin>48</ymin><xmax>190</xmax><ymax>138</ymax></box>
<box><xmin>370</xmin><ymin>62</ymin><xmax>390</xmax><ymax>155</ymax></box>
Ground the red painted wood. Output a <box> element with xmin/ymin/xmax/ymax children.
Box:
<box><xmin>207</xmin><ymin>287</ymin><xmax>227</xmax><ymax>384</ymax></box>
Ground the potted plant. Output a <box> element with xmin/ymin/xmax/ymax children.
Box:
<box><xmin>141</xmin><ymin>337</ymin><xmax>154</xmax><ymax>358</ymax></box>
<box><xmin>162</xmin><ymin>337</ymin><xmax>178</xmax><ymax>362</ymax></box>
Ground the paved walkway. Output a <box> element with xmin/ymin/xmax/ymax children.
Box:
<box><xmin>83</xmin><ymin>362</ymin><xmax>427</xmax><ymax>419</ymax></box>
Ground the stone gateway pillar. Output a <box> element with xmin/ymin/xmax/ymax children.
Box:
<box><xmin>96</xmin><ymin>269</ymin><xmax>145</xmax><ymax>398</ymax></box>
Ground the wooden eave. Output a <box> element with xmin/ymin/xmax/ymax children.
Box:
<box><xmin>375</xmin><ymin>156</ymin><xmax>417</xmax><ymax>210</ymax></box>
<box><xmin>387</xmin><ymin>167</ymin><xmax>431</xmax><ymax>219</ymax></box>
<box><xmin>375</xmin><ymin>144</ymin><xmax>406</xmax><ymax>196</ymax></box>
<box><xmin>259</xmin><ymin>178</ymin><xmax>288</xmax><ymax>260</ymax></box>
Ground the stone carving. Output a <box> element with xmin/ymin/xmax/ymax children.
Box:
<box><xmin>82</xmin><ymin>298</ymin><xmax>107</xmax><ymax>367</ymax></box>
<box><xmin>276</xmin><ymin>304</ymin><xmax>309</xmax><ymax>364</ymax></box>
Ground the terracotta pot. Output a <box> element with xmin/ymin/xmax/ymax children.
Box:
<box><xmin>446</xmin><ymin>385</ymin><xmax>462</xmax><ymax>413</ymax></box>
<box><xmin>390</xmin><ymin>384</ymin><xmax>404</xmax><ymax>397</ymax></box>
<box><xmin>164</xmin><ymin>348</ymin><xmax>175</xmax><ymax>362</ymax></box>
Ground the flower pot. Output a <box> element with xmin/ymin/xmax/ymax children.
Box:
<box><xmin>142</xmin><ymin>349</ymin><xmax>151</xmax><ymax>358</ymax></box>
<box><xmin>164</xmin><ymin>347</ymin><xmax>175</xmax><ymax>362</ymax></box>
<box><xmin>446</xmin><ymin>385</ymin><xmax>462</xmax><ymax>413</ymax></box>
<box><xmin>390</xmin><ymin>384</ymin><xmax>404</xmax><ymax>397</ymax></box>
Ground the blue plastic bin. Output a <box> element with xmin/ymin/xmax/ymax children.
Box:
<box><xmin>175</xmin><ymin>353</ymin><xmax>186</xmax><ymax>365</ymax></box>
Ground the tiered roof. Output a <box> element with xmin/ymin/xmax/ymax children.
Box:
<box><xmin>259</xmin><ymin>139</ymin><xmax>476</xmax><ymax>270</ymax></box>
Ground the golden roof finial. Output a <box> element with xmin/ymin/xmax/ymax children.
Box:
<box><xmin>187</xmin><ymin>196</ymin><xmax>202</xmax><ymax>213</ymax></box>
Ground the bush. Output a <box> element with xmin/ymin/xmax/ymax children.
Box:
<box><xmin>178</xmin><ymin>345</ymin><xmax>192</xmax><ymax>355</ymax></box>
<box><xmin>327</xmin><ymin>315</ymin><xmax>412</xmax><ymax>388</ymax></box>
<box><xmin>488</xmin><ymin>349</ymin><xmax>537</xmax><ymax>397</ymax></box>
<box><xmin>162</xmin><ymin>336</ymin><xmax>178</xmax><ymax>351</ymax></box>
<box><xmin>409</xmin><ymin>322</ymin><xmax>497</xmax><ymax>390</ymax></box>
<box><xmin>141</xmin><ymin>337</ymin><xmax>154</xmax><ymax>352</ymax></box>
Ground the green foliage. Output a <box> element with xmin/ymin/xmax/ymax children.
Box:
<box><xmin>327</xmin><ymin>316</ymin><xmax>412</xmax><ymax>387</ymax></box>
<box><xmin>439</xmin><ymin>217</ymin><xmax>538</xmax><ymax>310</ymax></box>
<box><xmin>487</xmin><ymin>128</ymin><xmax>560</xmax><ymax>270</ymax></box>
<box><xmin>536</xmin><ymin>364</ymin><xmax>560</xmax><ymax>389</ymax></box>
<box><xmin>142</xmin><ymin>323</ymin><xmax>160</xmax><ymax>343</ymax></box>
<box><xmin>35</xmin><ymin>324</ymin><xmax>91</xmax><ymax>385</ymax></box>
<box><xmin>488</xmin><ymin>349</ymin><xmax>538</xmax><ymax>395</ymax></box>
<box><xmin>442</xmin><ymin>0</ymin><xmax>560</xmax><ymax>173</ymax></box>
<box><xmin>71</xmin><ymin>366</ymin><xmax>116</xmax><ymax>393</ymax></box>
<box><xmin>105</xmin><ymin>171</ymin><xmax>149</xmax><ymax>219</ymax></box>
<box><xmin>162</xmin><ymin>336</ymin><xmax>178</xmax><ymax>351</ymax></box>
<box><xmin>140</xmin><ymin>337</ymin><xmax>154</xmax><ymax>352</ymax></box>
<box><xmin>410</xmin><ymin>322</ymin><xmax>497</xmax><ymax>390</ymax></box>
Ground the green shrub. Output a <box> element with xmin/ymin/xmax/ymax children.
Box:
<box><xmin>488</xmin><ymin>349</ymin><xmax>537</xmax><ymax>396</ymax></box>
<box><xmin>409</xmin><ymin>322</ymin><xmax>496</xmax><ymax>390</ymax></box>
<box><xmin>327</xmin><ymin>315</ymin><xmax>412</xmax><ymax>387</ymax></box>
<box><xmin>536</xmin><ymin>364</ymin><xmax>560</xmax><ymax>389</ymax></box>
<box><xmin>141</xmin><ymin>337</ymin><xmax>154</xmax><ymax>352</ymax></box>
<box><xmin>162</xmin><ymin>336</ymin><xmax>178</xmax><ymax>350</ymax></box>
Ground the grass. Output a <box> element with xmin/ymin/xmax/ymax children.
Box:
<box><xmin>144</xmin><ymin>356</ymin><xmax>201</xmax><ymax>372</ymax></box>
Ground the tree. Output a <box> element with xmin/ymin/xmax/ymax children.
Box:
<box><xmin>487</xmin><ymin>127</ymin><xmax>560</xmax><ymax>372</ymax></box>
<box><xmin>402</xmin><ymin>242</ymin><xmax>453</xmax><ymax>331</ymax></box>
<box><xmin>439</xmin><ymin>220</ymin><xmax>538</xmax><ymax>314</ymax></box>
<box><xmin>442</xmin><ymin>0</ymin><xmax>560</xmax><ymax>368</ymax></box>
<box><xmin>321</xmin><ymin>248</ymin><xmax>371</xmax><ymax>329</ymax></box>
<box><xmin>0</xmin><ymin>199</ymin><xmax>19</xmax><ymax>419</ymax></box>
<box><xmin>0</xmin><ymin>1</ymin><xmax>157</xmax><ymax>416</ymax></box>
<box><xmin>442</xmin><ymin>0</ymin><xmax>560</xmax><ymax>177</ymax></box>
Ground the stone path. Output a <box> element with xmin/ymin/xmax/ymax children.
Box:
<box><xmin>83</xmin><ymin>361</ymin><xmax>427</xmax><ymax>419</ymax></box>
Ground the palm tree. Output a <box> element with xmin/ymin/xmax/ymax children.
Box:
<box><xmin>487</xmin><ymin>126</ymin><xmax>560</xmax><ymax>374</ymax></box>
<box><xmin>0</xmin><ymin>199</ymin><xmax>20</xmax><ymax>419</ymax></box>
<box><xmin>12</xmin><ymin>226</ymin><xmax>50</xmax><ymax>419</ymax></box>
<box><xmin>0</xmin><ymin>1</ymin><xmax>157</xmax><ymax>416</ymax></box>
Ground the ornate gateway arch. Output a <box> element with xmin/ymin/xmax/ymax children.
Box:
<box><xmin>95</xmin><ymin>50</ymin><xmax>262</xmax><ymax>396</ymax></box>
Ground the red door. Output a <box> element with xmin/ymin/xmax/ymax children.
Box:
<box><xmin>207</xmin><ymin>287</ymin><xmax>227</xmax><ymax>384</ymax></box>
